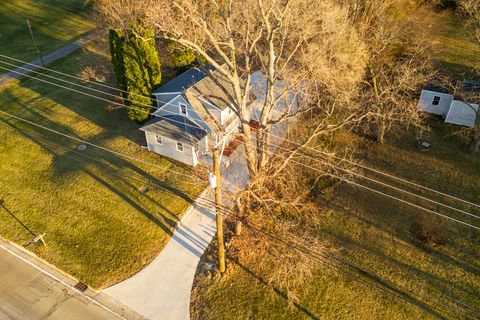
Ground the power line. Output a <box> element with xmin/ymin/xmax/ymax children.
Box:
<box><xmin>232</xmin><ymin>137</ymin><xmax>480</xmax><ymax>231</ymax></box>
<box><xmin>265</xmin><ymin>131</ymin><xmax>480</xmax><ymax>209</ymax></box>
<box><xmin>2</xmin><ymin>54</ymin><xmax>477</xmax><ymax>214</ymax></box>
<box><xmin>243</xmin><ymin>137</ymin><xmax>480</xmax><ymax>220</ymax></box>
<box><xmin>0</xmin><ymin>54</ymin><xmax>169</xmax><ymax>103</ymax></box>
<box><xmin>1</xmin><ymin>56</ymin><xmax>478</xmax><ymax>226</ymax></box>
<box><xmin>0</xmin><ymin>59</ymin><xmax>173</xmax><ymax>107</ymax></box>
<box><xmin>289</xmin><ymin>157</ymin><xmax>480</xmax><ymax>230</ymax></box>
<box><xmin>1</xmin><ymin>111</ymin><xmax>476</xmax><ymax>319</ymax></box>
<box><xmin>0</xmin><ymin>65</ymin><xmax>210</xmax><ymax>135</ymax></box>
<box><xmin>0</xmin><ymin>109</ymin><xmax>202</xmax><ymax>185</ymax></box>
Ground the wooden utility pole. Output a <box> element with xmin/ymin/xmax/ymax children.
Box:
<box><xmin>26</xmin><ymin>19</ymin><xmax>44</xmax><ymax>67</ymax></box>
<box><xmin>213</xmin><ymin>148</ymin><xmax>226</xmax><ymax>273</ymax></box>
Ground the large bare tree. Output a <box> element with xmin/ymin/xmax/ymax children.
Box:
<box><xmin>341</xmin><ymin>0</ymin><xmax>435</xmax><ymax>143</ymax></box>
<box><xmin>93</xmin><ymin>0</ymin><xmax>367</xmax><ymax>175</ymax></box>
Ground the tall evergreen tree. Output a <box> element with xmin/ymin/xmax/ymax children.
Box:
<box><xmin>108</xmin><ymin>24</ymin><xmax>161</xmax><ymax>123</ymax></box>
<box><xmin>109</xmin><ymin>29</ymin><xmax>127</xmax><ymax>96</ymax></box>
<box><xmin>167</xmin><ymin>40</ymin><xmax>196</xmax><ymax>71</ymax></box>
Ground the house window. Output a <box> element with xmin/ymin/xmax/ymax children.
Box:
<box><xmin>155</xmin><ymin>135</ymin><xmax>162</xmax><ymax>145</ymax></box>
<box><xmin>180</xmin><ymin>104</ymin><xmax>188</xmax><ymax>116</ymax></box>
<box><xmin>432</xmin><ymin>96</ymin><xmax>441</xmax><ymax>106</ymax></box>
<box><xmin>176</xmin><ymin>142</ymin><xmax>184</xmax><ymax>152</ymax></box>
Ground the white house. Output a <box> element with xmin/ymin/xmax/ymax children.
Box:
<box><xmin>140</xmin><ymin>66</ymin><xmax>241</xmax><ymax>166</ymax></box>
<box><xmin>418</xmin><ymin>84</ymin><xmax>478</xmax><ymax>128</ymax></box>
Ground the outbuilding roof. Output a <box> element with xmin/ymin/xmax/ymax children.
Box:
<box><xmin>140</xmin><ymin>115</ymin><xmax>207</xmax><ymax>145</ymax></box>
<box><xmin>422</xmin><ymin>84</ymin><xmax>450</xmax><ymax>94</ymax></box>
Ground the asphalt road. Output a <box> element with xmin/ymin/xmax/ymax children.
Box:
<box><xmin>0</xmin><ymin>30</ymin><xmax>102</xmax><ymax>85</ymax></box>
<box><xmin>0</xmin><ymin>240</ymin><xmax>141</xmax><ymax>320</ymax></box>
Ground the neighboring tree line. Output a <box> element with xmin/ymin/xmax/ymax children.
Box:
<box><xmin>97</xmin><ymin>0</ymin><xmax>480</xmax><ymax>156</ymax></box>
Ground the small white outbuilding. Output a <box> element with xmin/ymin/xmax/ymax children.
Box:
<box><xmin>444</xmin><ymin>100</ymin><xmax>479</xmax><ymax>128</ymax></box>
<box><xmin>418</xmin><ymin>84</ymin><xmax>479</xmax><ymax>128</ymax></box>
<box><xmin>418</xmin><ymin>87</ymin><xmax>454</xmax><ymax>116</ymax></box>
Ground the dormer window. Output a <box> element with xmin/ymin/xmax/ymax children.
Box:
<box><xmin>180</xmin><ymin>103</ymin><xmax>188</xmax><ymax>116</ymax></box>
<box><xmin>432</xmin><ymin>96</ymin><xmax>441</xmax><ymax>106</ymax></box>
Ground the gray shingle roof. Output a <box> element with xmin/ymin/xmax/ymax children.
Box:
<box><xmin>423</xmin><ymin>84</ymin><xmax>450</xmax><ymax>94</ymax></box>
<box><xmin>140</xmin><ymin>115</ymin><xmax>207</xmax><ymax>145</ymax></box>
<box><xmin>153</xmin><ymin>66</ymin><xmax>216</xmax><ymax>94</ymax></box>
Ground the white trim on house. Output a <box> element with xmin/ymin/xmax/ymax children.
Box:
<box><xmin>176</xmin><ymin>142</ymin><xmax>184</xmax><ymax>152</ymax></box>
<box><xmin>198</xmin><ymin>96</ymin><xmax>222</xmax><ymax>110</ymax></box>
<box><xmin>154</xmin><ymin>92</ymin><xmax>182</xmax><ymax>95</ymax></box>
<box><xmin>155</xmin><ymin>134</ymin><xmax>163</xmax><ymax>145</ymax></box>
<box><xmin>153</xmin><ymin>95</ymin><xmax>180</xmax><ymax>112</ymax></box>
<box><xmin>179</xmin><ymin>103</ymin><xmax>188</xmax><ymax>116</ymax></box>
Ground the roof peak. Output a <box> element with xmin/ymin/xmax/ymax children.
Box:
<box><xmin>153</xmin><ymin>65</ymin><xmax>216</xmax><ymax>94</ymax></box>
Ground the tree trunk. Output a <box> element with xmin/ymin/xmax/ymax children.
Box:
<box><xmin>257</xmin><ymin>128</ymin><xmax>271</xmax><ymax>170</ymax></box>
<box><xmin>377</xmin><ymin>119</ymin><xmax>386</xmax><ymax>144</ymax></box>
<box><xmin>241</xmin><ymin>121</ymin><xmax>258</xmax><ymax>175</ymax></box>
<box><xmin>468</xmin><ymin>114</ymin><xmax>480</xmax><ymax>153</ymax></box>
<box><xmin>469</xmin><ymin>129</ymin><xmax>480</xmax><ymax>153</ymax></box>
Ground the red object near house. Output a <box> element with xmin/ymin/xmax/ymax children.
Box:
<box><xmin>249</xmin><ymin>119</ymin><xmax>260</xmax><ymax>131</ymax></box>
<box><xmin>223</xmin><ymin>136</ymin><xmax>243</xmax><ymax>157</ymax></box>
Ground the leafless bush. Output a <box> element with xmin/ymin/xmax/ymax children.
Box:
<box><xmin>78</xmin><ymin>66</ymin><xmax>106</xmax><ymax>83</ymax></box>
<box><xmin>409</xmin><ymin>218</ymin><xmax>447</xmax><ymax>247</ymax></box>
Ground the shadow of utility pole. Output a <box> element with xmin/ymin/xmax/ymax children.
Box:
<box><xmin>0</xmin><ymin>199</ymin><xmax>37</xmax><ymax>237</ymax></box>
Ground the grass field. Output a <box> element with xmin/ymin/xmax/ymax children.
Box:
<box><xmin>0</xmin><ymin>0</ymin><xmax>93</xmax><ymax>66</ymax></box>
<box><xmin>0</xmin><ymin>41</ymin><xmax>206</xmax><ymax>289</ymax></box>
<box><xmin>191</xmin><ymin>121</ymin><xmax>480</xmax><ymax>319</ymax></box>
<box><xmin>190</xmin><ymin>6</ymin><xmax>480</xmax><ymax>320</ymax></box>
<box><xmin>424</xmin><ymin>9</ymin><xmax>480</xmax><ymax>77</ymax></box>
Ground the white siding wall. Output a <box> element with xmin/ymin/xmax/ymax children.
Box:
<box><xmin>202</xmin><ymin>100</ymin><xmax>222</xmax><ymax>123</ymax></box>
<box><xmin>220</xmin><ymin>107</ymin><xmax>233</xmax><ymax>124</ymax></box>
<box><xmin>145</xmin><ymin>131</ymin><xmax>196</xmax><ymax>166</ymax></box>
<box><xmin>153</xmin><ymin>93</ymin><xmax>179</xmax><ymax>109</ymax></box>
<box><xmin>418</xmin><ymin>90</ymin><xmax>454</xmax><ymax>116</ymax></box>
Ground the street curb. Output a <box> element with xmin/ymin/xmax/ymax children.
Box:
<box><xmin>0</xmin><ymin>236</ymin><xmax>145</xmax><ymax>320</ymax></box>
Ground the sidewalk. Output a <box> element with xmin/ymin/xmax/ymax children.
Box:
<box><xmin>0</xmin><ymin>30</ymin><xmax>102</xmax><ymax>85</ymax></box>
<box><xmin>0</xmin><ymin>237</ymin><xmax>143</xmax><ymax>320</ymax></box>
<box><xmin>103</xmin><ymin>153</ymin><xmax>249</xmax><ymax>320</ymax></box>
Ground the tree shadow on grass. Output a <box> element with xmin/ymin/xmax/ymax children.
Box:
<box><xmin>328</xmin><ymin>196</ymin><xmax>480</xmax><ymax>274</ymax></box>
<box><xmin>320</xmin><ymin>198</ymin><xmax>480</xmax><ymax>310</ymax></box>
<box><xmin>11</xmin><ymin>47</ymin><xmax>151</xmax><ymax>146</ymax></box>
<box><xmin>227</xmin><ymin>255</ymin><xmax>321</xmax><ymax>320</ymax></box>
<box><xmin>0</xmin><ymin>202</ymin><xmax>36</xmax><ymax>238</ymax></box>
<box><xmin>0</xmin><ymin>112</ymin><xmax>200</xmax><ymax>240</ymax></box>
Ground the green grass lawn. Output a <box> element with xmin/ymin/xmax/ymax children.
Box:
<box><xmin>190</xmin><ymin>7</ymin><xmax>480</xmax><ymax>320</ymax></box>
<box><xmin>0</xmin><ymin>0</ymin><xmax>94</xmax><ymax>66</ymax></box>
<box><xmin>0</xmin><ymin>40</ymin><xmax>207</xmax><ymax>289</ymax></box>
<box><xmin>424</xmin><ymin>9</ymin><xmax>480</xmax><ymax>77</ymax></box>
<box><xmin>191</xmin><ymin>120</ymin><xmax>480</xmax><ymax>320</ymax></box>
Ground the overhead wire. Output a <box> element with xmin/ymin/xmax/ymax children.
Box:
<box><xmin>0</xmin><ymin>109</ymin><xmax>203</xmax><ymax>185</ymax></box>
<box><xmin>1</xmin><ymin>55</ymin><xmax>478</xmax><ymax>215</ymax></box>
<box><xmin>1</xmin><ymin>103</ymin><xmax>477</xmax><ymax>319</ymax></box>
<box><xmin>1</xmin><ymin>56</ymin><xmax>479</xmax><ymax>229</ymax></box>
